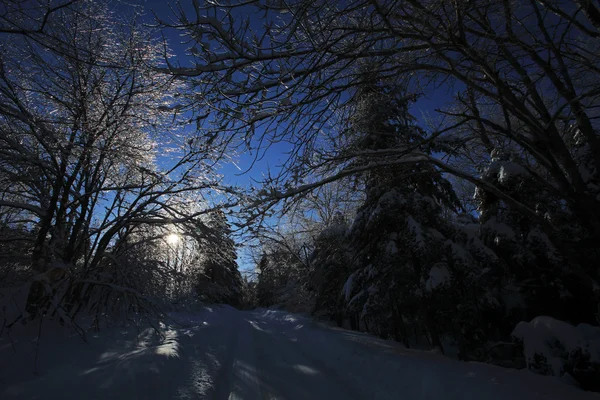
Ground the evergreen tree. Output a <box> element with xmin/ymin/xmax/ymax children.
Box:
<box><xmin>196</xmin><ymin>210</ymin><xmax>244</xmax><ymax>307</ymax></box>
<box><xmin>341</xmin><ymin>72</ymin><xmax>495</xmax><ymax>354</ymax></box>
<box><xmin>255</xmin><ymin>241</ymin><xmax>311</xmax><ymax>311</ymax></box>
<box><xmin>309</xmin><ymin>212</ymin><xmax>351</xmax><ymax>326</ymax></box>
<box><xmin>476</xmin><ymin>148</ymin><xmax>598</xmax><ymax>327</ymax></box>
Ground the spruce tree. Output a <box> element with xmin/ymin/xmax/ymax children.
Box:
<box><xmin>342</xmin><ymin>71</ymin><xmax>489</xmax><ymax>353</ymax></box>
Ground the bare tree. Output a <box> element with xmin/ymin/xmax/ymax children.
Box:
<box><xmin>164</xmin><ymin>0</ymin><xmax>600</xmax><ymax>242</ymax></box>
<box><xmin>0</xmin><ymin>0</ymin><xmax>79</xmax><ymax>35</ymax></box>
<box><xmin>0</xmin><ymin>0</ymin><xmax>235</xmax><ymax>326</ymax></box>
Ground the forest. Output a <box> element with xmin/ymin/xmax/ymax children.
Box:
<box><xmin>1</xmin><ymin>0</ymin><xmax>599</xmax><ymax>394</ymax></box>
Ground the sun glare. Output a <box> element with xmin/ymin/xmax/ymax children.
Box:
<box><xmin>166</xmin><ymin>233</ymin><xmax>180</xmax><ymax>245</ymax></box>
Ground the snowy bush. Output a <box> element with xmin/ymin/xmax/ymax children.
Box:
<box><xmin>512</xmin><ymin>316</ymin><xmax>600</xmax><ymax>391</ymax></box>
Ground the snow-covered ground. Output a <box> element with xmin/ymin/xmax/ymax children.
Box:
<box><xmin>1</xmin><ymin>307</ymin><xmax>597</xmax><ymax>399</ymax></box>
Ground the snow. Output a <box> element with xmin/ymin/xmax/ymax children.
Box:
<box><xmin>425</xmin><ymin>264</ymin><xmax>450</xmax><ymax>291</ymax></box>
<box><xmin>407</xmin><ymin>215</ymin><xmax>426</xmax><ymax>249</ymax></box>
<box><xmin>484</xmin><ymin>217</ymin><xmax>516</xmax><ymax>238</ymax></box>
<box><xmin>1</xmin><ymin>308</ymin><xmax>598</xmax><ymax>400</ymax></box>
<box><xmin>343</xmin><ymin>271</ymin><xmax>357</xmax><ymax>301</ymax></box>
<box><xmin>385</xmin><ymin>240</ymin><xmax>398</xmax><ymax>254</ymax></box>
<box><xmin>460</xmin><ymin>222</ymin><xmax>500</xmax><ymax>262</ymax></box>
<box><xmin>469</xmin><ymin>234</ymin><xmax>500</xmax><ymax>260</ymax></box>
<box><xmin>512</xmin><ymin>316</ymin><xmax>600</xmax><ymax>376</ymax></box>
<box><xmin>427</xmin><ymin>227</ymin><xmax>445</xmax><ymax>240</ymax></box>
<box><xmin>248</xmin><ymin>110</ymin><xmax>276</xmax><ymax>123</ymax></box>
<box><xmin>498</xmin><ymin>162</ymin><xmax>527</xmax><ymax>184</ymax></box>
<box><xmin>446</xmin><ymin>239</ymin><xmax>470</xmax><ymax>261</ymax></box>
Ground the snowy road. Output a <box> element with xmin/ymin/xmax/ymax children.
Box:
<box><xmin>211</xmin><ymin>311</ymin><xmax>367</xmax><ymax>400</ymax></box>
<box><xmin>1</xmin><ymin>307</ymin><xmax>598</xmax><ymax>399</ymax></box>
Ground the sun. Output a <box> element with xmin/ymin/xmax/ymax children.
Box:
<box><xmin>166</xmin><ymin>233</ymin><xmax>180</xmax><ymax>245</ymax></box>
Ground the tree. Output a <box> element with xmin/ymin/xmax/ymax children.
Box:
<box><xmin>309</xmin><ymin>212</ymin><xmax>351</xmax><ymax>326</ymax></box>
<box><xmin>338</xmin><ymin>75</ymin><xmax>466</xmax><ymax>349</ymax></box>
<box><xmin>195</xmin><ymin>210</ymin><xmax>244</xmax><ymax>307</ymax></box>
<box><xmin>475</xmin><ymin>148</ymin><xmax>597</xmax><ymax>327</ymax></box>
<box><xmin>166</xmin><ymin>0</ymin><xmax>600</xmax><ymax>259</ymax></box>
<box><xmin>0</xmin><ymin>0</ymin><xmax>78</xmax><ymax>35</ymax></box>
<box><xmin>0</xmin><ymin>0</ymin><xmax>233</xmax><ymax>327</ymax></box>
<box><xmin>162</xmin><ymin>0</ymin><xmax>600</xmax><ymax>333</ymax></box>
<box><xmin>252</xmin><ymin>227</ymin><xmax>313</xmax><ymax>311</ymax></box>
<box><xmin>247</xmin><ymin>179</ymin><xmax>361</xmax><ymax>314</ymax></box>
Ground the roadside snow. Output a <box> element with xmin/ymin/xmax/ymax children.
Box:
<box><xmin>513</xmin><ymin>316</ymin><xmax>600</xmax><ymax>375</ymax></box>
<box><xmin>1</xmin><ymin>308</ymin><xmax>598</xmax><ymax>399</ymax></box>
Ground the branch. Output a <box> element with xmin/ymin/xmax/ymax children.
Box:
<box><xmin>0</xmin><ymin>200</ymin><xmax>45</xmax><ymax>216</ymax></box>
<box><xmin>0</xmin><ymin>1</ymin><xmax>79</xmax><ymax>35</ymax></box>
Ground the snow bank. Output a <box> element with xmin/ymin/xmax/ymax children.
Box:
<box><xmin>512</xmin><ymin>316</ymin><xmax>600</xmax><ymax>389</ymax></box>
<box><xmin>253</xmin><ymin>309</ymin><xmax>599</xmax><ymax>400</ymax></box>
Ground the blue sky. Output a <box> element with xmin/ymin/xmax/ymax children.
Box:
<box><xmin>133</xmin><ymin>0</ymin><xmax>290</xmax><ymax>182</ymax></box>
